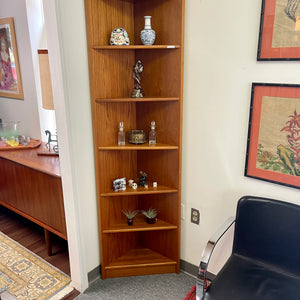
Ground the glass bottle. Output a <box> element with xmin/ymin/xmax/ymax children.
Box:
<box><xmin>118</xmin><ymin>121</ymin><xmax>125</xmax><ymax>146</ymax></box>
<box><xmin>149</xmin><ymin>120</ymin><xmax>156</xmax><ymax>145</ymax></box>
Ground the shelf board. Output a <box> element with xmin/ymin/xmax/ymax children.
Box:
<box><xmin>105</xmin><ymin>248</ymin><xmax>177</xmax><ymax>270</ymax></box>
<box><xmin>98</xmin><ymin>143</ymin><xmax>178</xmax><ymax>151</ymax></box>
<box><xmin>103</xmin><ymin>219</ymin><xmax>177</xmax><ymax>233</ymax></box>
<box><xmin>96</xmin><ymin>97</ymin><xmax>179</xmax><ymax>103</ymax></box>
<box><xmin>92</xmin><ymin>45</ymin><xmax>180</xmax><ymax>50</ymax></box>
<box><xmin>101</xmin><ymin>185</ymin><xmax>178</xmax><ymax>197</ymax></box>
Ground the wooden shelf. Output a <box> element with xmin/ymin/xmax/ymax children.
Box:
<box><xmin>93</xmin><ymin>45</ymin><xmax>180</xmax><ymax>50</ymax></box>
<box><xmin>85</xmin><ymin>0</ymin><xmax>184</xmax><ymax>279</ymax></box>
<box><xmin>101</xmin><ymin>185</ymin><xmax>178</xmax><ymax>197</ymax></box>
<box><xmin>96</xmin><ymin>97</ymin><xmax>179</xmax><ymax>103</ymax></box>
<box><xmin>106</xmin><ymin>248</ymin><xmax>176</xmax><ymax>269</ymax></box>
<box><xmin>98</xmin><ymin>143</ymin><xmax>178</xmax><ymax>151</ymax></box>
<box><xmin>103</xmin><ymin>219</ymin><xmax>177</xmax><ymax>233</ymax></box>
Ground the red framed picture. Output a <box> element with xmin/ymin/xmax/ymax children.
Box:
<box><xmin>245</xmin><ymin>83</ymin><xmax>300</xmax><ymax>188</ymax></box>
<box><xmin>258</xmin><ymin>0</ymin><xmax>300</xmax><ymax>60</ymax></box>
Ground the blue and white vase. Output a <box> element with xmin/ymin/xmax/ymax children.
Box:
<box><xmin>140</xmin><ymin>16</ymin><xmax>156</xmax><ymax>45</ymax></box>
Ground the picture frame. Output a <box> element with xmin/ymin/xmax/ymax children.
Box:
<box><xmin>245</xmin><ymin>83</ymin><xmax>300</xmax><ymax>189</ymax></box>
<box><xmin>257</xmin><ymin>0</ymin><xmax>300</xmax><ymax>60</ymax></box>
<box><xmin>0</xmin><ymin>17</ymin><xmax>23</xmax><ymax>99</ymax></box>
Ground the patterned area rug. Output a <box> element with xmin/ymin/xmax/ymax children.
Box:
<box><xmin>0</xmin><ymin>231</ymin><xmax>73</xmax><ymax>299</ymax></box>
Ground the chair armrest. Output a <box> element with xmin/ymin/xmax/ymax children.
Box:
<box><xmin>196</xmin><ymin>216</ymin><xmax>235</xmax><ymax>300</ymax></box>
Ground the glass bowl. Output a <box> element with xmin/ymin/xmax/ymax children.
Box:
<box><xmin>0</xmin><ymin>121</ymin><xmax>20</xmax><ymax>141</ymax></box>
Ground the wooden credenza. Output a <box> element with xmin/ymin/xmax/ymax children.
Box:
<box><xmin>0</xmin><ymin>145</ymin><xmax>67</xmax><ymax>255</ymax></box>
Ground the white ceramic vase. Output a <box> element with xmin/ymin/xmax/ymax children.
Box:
<box><xmin>140</xmin><ymin>16</ymin><xmax>156</xmax><ymax>45</ymax></box>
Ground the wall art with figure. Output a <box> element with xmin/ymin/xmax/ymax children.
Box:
<box><xmin>258</xmin><ymin>0</ymin><xmax>300</xmax><ymax>60</ymax></box>
<box><xmin>245</xmin><ymin>83</ymin><xmax>300</xmax><ymax>189</ymax></box>
<box><xmin>0</xmin><ymin>18</ymin><xmax>23</xmax><ymax>99</ymax></box>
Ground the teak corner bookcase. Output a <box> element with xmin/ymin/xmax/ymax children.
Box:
<box><xmin>84</xmin><ymin>0</ymin><xmax>185</xmax><ymax>279</ymax></box>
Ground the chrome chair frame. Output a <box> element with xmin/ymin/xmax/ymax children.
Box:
<box><xmin>196</xmin><ymin>216</ymin><xmax>235</xmax><ymax>300</ymax></box>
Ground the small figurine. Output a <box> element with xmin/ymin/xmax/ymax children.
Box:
<box><xmin>128</xmin><ymin>179</ymin><xmax>134</xmax><ymax>187</ymax></box>
<box><xmin>138</xmin><ymin>171</ymin><xmax>148</xmax><ymax>187</ymax></box>
<box><xmin>110</xmin><ymin>28</ymin><xmax>130</xmax><ymax>45</ymax></box>
<box><xmin>45</xmin><ymin>130</ymin><xmax>59</xmax><ymax>154</ymax></box>
<box><xmin>131</xmin><ymin>60</ymin><xmax>145</xmax><ymax>98</ymax></box>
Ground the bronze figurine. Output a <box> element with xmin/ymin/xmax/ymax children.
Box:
<box><xmin>131</xmin><ymin>60</ymin><xmax>145</xmax><ymax>98</ymax></box>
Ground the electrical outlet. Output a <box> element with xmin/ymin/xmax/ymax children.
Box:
<box><xmin>191</xmin><ymin>208</ymin><xmax>200</xmax><ymax>225</ymax></box>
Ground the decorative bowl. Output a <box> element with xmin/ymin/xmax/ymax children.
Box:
<box><xmin>128</xmin><ymin>130</ymin><xmax>146</xmax><ymax>144</ymax></box>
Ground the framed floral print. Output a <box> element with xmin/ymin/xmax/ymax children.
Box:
<box><xmin>0</xmin><ymin>18</ymin><xmax>24</xmax><ymax>99</ymax></box>
<box><xmin>245</xmin><ymin>83</ymin><xmax>300</xmax><ymax>188</ymax></box>
<box><xmin>258</xmin><ymin>0</ymin><xmax>300</xmax><ymax>60</ymax></box>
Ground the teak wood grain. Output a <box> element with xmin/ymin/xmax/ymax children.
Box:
<box><xmin>85</xmin><ymin>0</ymin><xmax>184</xmax><ymax>279</ymax></box>
<box><xmin>0</xmin><ymin>147</ymin><xmax>66</xmax><ymax>240</ymax></box>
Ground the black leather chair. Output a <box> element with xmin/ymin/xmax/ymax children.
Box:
<box><xmin>196</xmin><ymin>196</ymin><xmax>300</xmax><ymax>300</ymax></box>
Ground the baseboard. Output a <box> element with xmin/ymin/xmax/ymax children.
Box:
<box><xmin>180</xmin><ymin>259</ymin><xmax>216</xmax><ymax>281</ymax></box>
<box><xmin>180</xmin><ymin>259</ymin><xmax>198</xmax><ymax>277</ymax></box>
<box><xmin>88</xmin><ymin>261</ymin><xmax>216</xmax><ymax>284</ymax></box>
<box><xmin>87</xmin><ymin>265</ymin><xmax>101</xmax><ymax>284</ymax></box>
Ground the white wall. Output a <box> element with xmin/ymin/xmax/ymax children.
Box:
<box><xmin>52</xmin><ymin>0</ymin><xmax>300</xmax><ymax>283</ymax></box>
<box><xmin>44</xmin><ymin>0</ymin><xmax>99</xmax><ymax>289</ymax></box>
<box><xmin>181</xmin><ymin>0</ymin><xmax>300</xmax><ymax>268</ymax></box>
<box><xmin>26</xmin><ymin>0</ymin><xmax>57</xmax><ymax>142</ymax></box>
<box><xmin>2</xmin><ymin>0</ymin><xmax>300</xmax><ymax>291</ymax></box>
<box><xmin>0</xmin><ymin>0</ymin><xmax>40</xmax><ymax>138</ymax></box>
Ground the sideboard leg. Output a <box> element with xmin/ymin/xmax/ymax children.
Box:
<box><xmin>44</xmin><ymin>229</ymin><xmax>52</xmax><ymax>256</ymax></box>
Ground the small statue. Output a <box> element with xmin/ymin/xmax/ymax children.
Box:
<box><xmin>131</xmin><ymin>60</ymin><xmax>145</xmax><ymax>98</ymax></box>
<box><xmin>138</xmin><ymin>171</ymin><xmax>148</xmax><ymax>187</ymax></box>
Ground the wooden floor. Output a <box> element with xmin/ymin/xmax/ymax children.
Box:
<box><xmin>0</xmin><ymin>205</ymin><xmax>80</xmax><ymax>299</ymax></box>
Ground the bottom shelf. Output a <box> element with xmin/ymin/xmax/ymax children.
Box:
<box><xmin>104</xmin><ymin>248</ymin><xmax>177</xmax><ymax>278</ymax></box>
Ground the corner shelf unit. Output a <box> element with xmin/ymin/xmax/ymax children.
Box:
<box><xmin>85</xmin><ymin>0</ymin><xmax>185</xmax><ymax>279</ymax></box>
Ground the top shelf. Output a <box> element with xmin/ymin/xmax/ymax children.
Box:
<box><xmin>92</xmin><ymin>45</ymin><xmax>180</xmax><ymax>50</ymax></box>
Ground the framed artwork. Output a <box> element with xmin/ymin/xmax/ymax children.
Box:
<box><xmin>258</xmin><ymin>0</ymin><xmax>300</xmax><ymax>60</ymax></box>
<box><xmin>245</xmin><ymin>83</ymin><xmax>300</xmax><ymax>189</ymax></box>
<box><xmin>0</xmin><ymin>18</ymin><xmax>23</xmax><ymax>99</ymax></box>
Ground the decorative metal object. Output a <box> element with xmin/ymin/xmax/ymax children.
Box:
<box><xmin>128</xmin><ymin>130</ymin><xmax>146</xmax><ymax>144</ymax></box>
<box><xmin>113</xmin><ymin>177</ymin><xmax>126</xmax><ymax>192</ymax></box>
<box><xmin>110</xmin><ymin>28</ymin><xmax>130</xmax><ymax>46</ymax></box>
<box><xmin>45</xmin><ymin>130</ymin><xmax>58</xmax><ymax>154</ymax></box>
<box><xmin>138</xmin><ymin>171</ymin><xmax>148</xmax><ymax>187</ymax></box>
<box><xmin>140</xmin><ymin>16</ymin><xmax>156</xmax><ymax>45</ymax></box>
<box><xmin>131</xmin><ymin>60</ymin><xmax>145</xmax><ymax>98</ymax></box>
